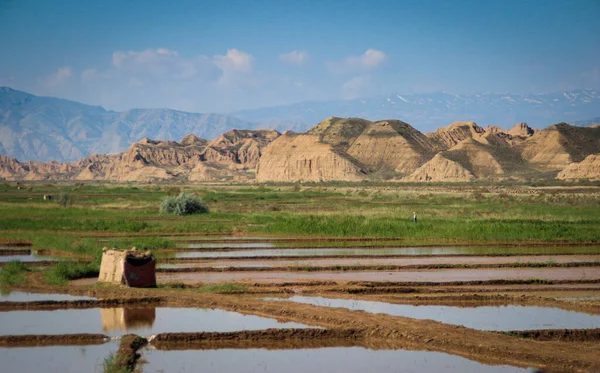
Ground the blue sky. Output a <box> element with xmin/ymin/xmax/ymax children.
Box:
<box><xmin>0</xmin><ymin>0</ymin><xmax>598</xmax><ymax>112</ymax></box>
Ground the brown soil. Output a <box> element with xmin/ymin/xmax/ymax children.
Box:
<box><xmin>0</xmin><ymin>334</ymin><xmax>108</xmax><ymax>347</ymax></box>
<box><xmin>505</xmin><ymin>329</ymin><xmax>600</xmax><ymax>342</ymax></box>
<box><xmin>0</xmin><ymin>297</ymin><xmax>164</xmax><ymax>311</ymax></box>
<box><xmin>0</xmin><ymin>249</ymin><xmax>31</xmax><ymax>256</ymax></box>
<box><xmin>114</xmin><ymin>335</ymin><xmax>147</xmax><ymax>372</ymax></box>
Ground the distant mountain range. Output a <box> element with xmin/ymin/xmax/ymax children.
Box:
<box><xmin>0</xmin><ymin>87</ymin><xmax>255</xmax><ymax>162</ymax></box>
<box><xmin>1</xmin><ymin>87</ymin><xmax>599</xmax><ymax>162</ymax></box>
<box><xmin>234</xmin><ymin>90</ymin><xmax>600</xmax><ymax>134</ymax></box>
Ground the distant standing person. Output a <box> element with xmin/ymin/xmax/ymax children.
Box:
<box><xmin>413</xmin><ymin>211</ymin><xmax>417</xmax><ymax>223</ymax></box>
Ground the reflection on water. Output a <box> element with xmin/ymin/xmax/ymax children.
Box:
<box><xmin>270</xmin><ymin>296</ymin><xmax>600</xmax><ymax>331</ymax></box>
<box><xmin>0</xmin><ymin>253</ymin><xmax>59</xmax><ymax>262</ymax></box>
<box><xmin>0</xmin><ymin>343</ymin><xmax>118</xmax><ymax>373</ymax></box>
<box><xmin>0</xmin><ymin>291</ymin><xmax>96</xmax><ymax>302</ymax></box>
<box><xmin>100</xmin><ymin>307</ymin><xmax>156</xmax><ymax>332</ymax></box>
<box><xmin>142</xmin><ymin>347</ymin><xmax>529</xmax><ymax>373</ymax></box>
<box><xmin>0</xmin><ymin>307</ymin><xmax>310</xmax><ymax>337</ymax></box>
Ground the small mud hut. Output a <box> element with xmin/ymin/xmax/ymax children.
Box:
<box><xmin>99</xmin><ymin>248</ymin><xmax>156</xmax><ymax>287</ymax></box>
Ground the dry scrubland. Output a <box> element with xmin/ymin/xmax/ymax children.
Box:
<box><xmin>1</xmin><ymin>181</ymin><xmax>600</xmax><ymax>372</ymax></box>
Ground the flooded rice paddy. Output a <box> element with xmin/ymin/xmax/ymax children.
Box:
<box><xmin>141</xmin><ymin>347</ymin><xmax>529</xmax><ymax>373</ymax></box>
<box><xmin>269</xmin><ymin>296</ymin><xmax>600</xmax><ymax>331</ymax></box>
<box><xmin>0</xmin><ymin>307</ymin><xmax>310</xmax><ymax>337</ymax></box>
<box><xmin>172</xmin><ymin>246</ymin><xmax>600</xmax><ymax>258</ymax></box>
<box><xmin>0</xmin><ymin>291</ymin><xmax>96</xmax><ymax>302</ymax></box>
<box><xmin>0</xmin><ymin>343</ymin><xmax>118</xmax><ymax>373</ymax></box>
<box><xmin>158</xmin><ymin>254</ymin><xmax>600</xmax><ymax>269</ymax></box>
<box><xmin>0</xmin><ymin>253</ymin><xmax>58</xmax><ymax>263</ymax></box>
<box><xmin>158</xmin><ymin>266</ymin><xmax>600</xmax><ymax>284</ymax></box>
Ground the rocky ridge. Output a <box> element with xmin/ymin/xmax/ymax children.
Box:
<box><xmin>1</xmin><ymin>118</ymin><xmax>599</xmax><ymax>183</ymax></box>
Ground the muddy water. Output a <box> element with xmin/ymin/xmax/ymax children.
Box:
<box><xmin>0</xmin><ymin>291</ymin><xmax>96</xmax><ymax>302</ymax></box>
<box><xmin>142</xmin><ymin>347</ymin><xmax>529</xmax><ymax>372</ymax></box>
<box><xmin>158</xmin><ymin>255</ymin><xmax>600</xmax><ymax>269</ymax></box>
<box><xmin>0</xmin><ymin>253</ymin><xmax>58</xmax><ymax>262</ymax></box>
<box><xmin>0</xmin><ymin>307</ymin><xmax>310</xmax><ymax>337</ymax></box>
<box><xmin>158</xmin><ymin>266</ymin><xmax>600</xmax><ymax>284</ymax></box>
<box><xmin>173</xmin><ymin>246</ymin><xmax>600</xmax><ymax>258</ymax></box>
<box><xmin>0</xmin><ymin>342</ymin><xmax>118</xmax><ymax>373</ymax></box>
<box><xmin>271</xmin><ymin>296</ymin><xmax>600</xmax><ymax>331</ymax></box>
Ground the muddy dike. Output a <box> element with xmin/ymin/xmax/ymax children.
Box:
<box><xmin>0</xmin><ymin>334</ymin><xmax>109</xmax><ymax>347</ymax></box>
<box><xmin>0</xmin><ymin>260</ymin><xmax>59</xmax><ymax>268</ymax></box>
<box><xmin>113</xmin><ymin>335</ymin><xmax>147</xmax><ymax>372</ymax></box>
<box><xmin>505</xmin><ymin>328</ymin><xmax>600</xmax><ymax>342</ymax></box>
<box><xmin>0</xmin><ymin>297</ymin><xmax>165</xmax><ymax>311</ymax></box>
<box><xmin>151</xmin><ymin>328</ymin><xmax>363</xmax><ymax>349</ymax></box>
<box><xmin>0</xmin><ymin>249</ymin><xmax>31</xmax><ymax>256</ymax></box>
<box><xmin>347</xmin><ymin>279</ymin><xmax>600</xmax><ymax>287</ymax></box>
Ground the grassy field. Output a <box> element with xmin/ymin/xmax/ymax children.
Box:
<box><xmin>1</xmin><ymin>181</ymin><xmax>599</xmax><ymax>274</ymax></box>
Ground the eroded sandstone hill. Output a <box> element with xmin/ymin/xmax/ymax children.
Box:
<box><xmin>557</xmin><ymin>154</ymin><xmax>600</xmax><ymax>181</ymax></box>
<box><xmin>1</xmin><ymin>118</ymin><xmax>599</xmax><ymax>182</ymax></box>
<box><xmin>1</xmin><ymin>129</ymin><xmax>280</xmax><ymax>182</ymax></box>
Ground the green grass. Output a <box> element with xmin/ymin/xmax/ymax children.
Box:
<box><xmin>45</xmin><ymin>262</ymin><xmax>99</xmax><ymax>285</ymax></box>
<box><xmin>0</xmin><ymin>261</ymin><xmax>29</xmax><ymax>288</ymax></box>
<box><xmin>0</xmin><ymin>217</ymin><xmax>152</xmax><ymax>232</ymax></box>
<box><xmin>102</xmin><ymin>353</ymin><xmax>131</xmax><ymax>373</ymax></box>
<box><xmin>248</xmin><ymin>213</ymin><xmax>600</xmax><ymax>242</ymax></box>
<box><xmin>196</xmin><ymin>283</ymin><xmax>248</xmax><ymax>293</ymax></box>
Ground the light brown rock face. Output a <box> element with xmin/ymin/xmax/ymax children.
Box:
<box><xmin>345</xmin><ymin>120</ymin><xmax>436</xmax><ymax>175</ymax></box>
<box><xmin>557</xmin><ymin>153</ymin><xmax>600</xmax><ymax>180</ymax></box>
<box><xmin>257</xmin><ymin>117</ymin><xmax>437</xmax><ymax>182</ymax></box>
<box><xmin>116</xmin><ymin>138</ymin><xmax>205</xmax><ymax>181</ymax></box>
<box><xmin>256</xmin><ymin>132</ymin><xmax>367</xmax><ymax>182</ymax></box>
<box><xmin>426</xmin><ymin>121</ymin><xmax>487</xmax><ymax>150</ymax></box>
<box><xmin>306</xmin><ymin>117</ymin><xmax>372</xmax><ymax>150</ymax></box>
<box><xmin>507</xmin><ymin>122</ymin><xmax>536</xmax><ymax>137</ymax></box>
<box><xmin>0</xmin><ymin>155</ymin><xmax>28</xmax><ymax>180</ymax></box>
<box><xmin>404</xmin><ymin>154</ymin><xmax>475</xmax><ymax>182</ymax></box>
<box><xmin>515</xmin><ymin>123</ymin><xmax>600</xmax><ymax>171</ymax></box>
<box><xmin>74</xmin><ymin>154</ymin><xmax>121</xmax><ymax>180</ymax></box>
<box><xmin>201</xmin><ymin>129</ymin><xmax>280</xmax><ymax>169</ymax></box>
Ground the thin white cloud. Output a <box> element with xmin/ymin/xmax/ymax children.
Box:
<box><xmin>35</xmin><ymin>47</ymin><xmax>313</xmax><ymax>112</ymax></box>
<box><xmin>213</xmin><ymin>49</ymin><xmax>254</xmax><ymax>73</ymax></box>
<box><xmin>279</xmin><ymin>50</ymin><xmax>308</xmax><ymax>65</ymax></box>
<box><xmin>341</xmin><ymin>75</ymin><xmax>372</xmax><ymax>99</ymax></box>
<box><xmin>44</xmin><ymin>67</ymin><xmax>73</xmax><ymax>87</ymax></box>
<box><xmin>328</xmin><ymin>49</ymin><xmax>387</xmax><ymax>73</ymax></box>
<box><xmin>112</xmin><ymin>48</ymin><xmax>179</xmax><ymax>69</ymax></box>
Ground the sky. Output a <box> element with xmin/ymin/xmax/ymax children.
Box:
<box><xmin>0</xmin><ymin>0</ymin><xmax>599</xmax><ymax>113</ymax></box>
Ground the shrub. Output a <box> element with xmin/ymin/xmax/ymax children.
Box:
<box><xmin>57</xmin><ymin>192</ymin><xmax>72</xmax><ymax>207</ymax></box>
<box><xmin>45</xmin><ymin>262</ymin><xmax>99</xmax><ymax>285</ymax></box>
<box><xmin>159</xmin><ymin>192</ymin><xmax>209</xmax><ymax>216</ymax></box>
<box><xmin>0</xmin><ymin>261</ymin><xmax>29</xmax><ymax>288</ymax></box>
